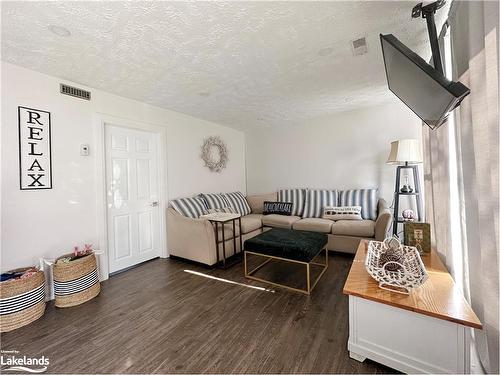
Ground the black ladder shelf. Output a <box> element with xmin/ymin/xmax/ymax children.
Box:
<box><xmin>392</xmin><ymin>165</ymin><xmax>422</xmax><ymax>236</ymax></box>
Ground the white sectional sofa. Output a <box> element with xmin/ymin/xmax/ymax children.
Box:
<box><xmin>167</xmin><ymin>189</ymin><xmax>392</xmax><ymax>266</ymax></box>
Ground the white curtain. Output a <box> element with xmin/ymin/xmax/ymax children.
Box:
<box><xmin>424</xmin><ymin>1</ymin><xmax>498</xmax><ymax>373</ymax></box>
<box><xmin>449</xmin><ymin>1</ymin><xmax>499</xmax><ymax>373</ymax></box>
<box><xmin>422</xmin><ymin>117</ymin><xmax>452</xmax><ymax>265</ymax></box>
<box><xmin>422</xmin><ymin>23</ymin><xmax>453</xmax><ymax>269</ymax></box>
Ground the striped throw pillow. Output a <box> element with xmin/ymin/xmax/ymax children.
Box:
<box><xmin>222</xmin><ymin>192</ymin><xmax>251</xmax><ymax>216</ymax></box>
<box><xmin>278</xmin><ymin>189</ymin><xmax>306</xmax><ymax>217</ymax></box>
<box><xmin>200</xmin><ymin>193</ymin><xmax>230</xmax><ymax>210</ymax></box>
<box><xmin>170</xmin><ymin>196</ymin><xmax>207</xmax><ymax>218</ymax></box>
<box><xmin>303</xmin><ymin>189</ymin><xmax>339</xmax><ymax>218</ymax></box>
<box><xmin>339</xmin><ymin>189</ymin><xmax>378</xmax><ymax>220</ymax></box>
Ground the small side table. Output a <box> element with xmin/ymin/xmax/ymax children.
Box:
<box><xmin>200</xmin><ymin>212</ymin><xmax>242</xmax><ymax>269</ymax></box>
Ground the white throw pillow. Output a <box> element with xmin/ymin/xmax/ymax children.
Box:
<box><xmin>322</xmin><ymin>206</ymin><xmax>363</xmax><ymax>221</ymax></box>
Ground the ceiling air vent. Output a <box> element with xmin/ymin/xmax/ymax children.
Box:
<box><xmin>351</xmin><ymin>37</ymin><xmax>368</xmax><ymax>56</ymax></box>
<box><xmin>60</xmin><ymin>83</ymin><xmax>91</xmax><ymax>100</ymax></box>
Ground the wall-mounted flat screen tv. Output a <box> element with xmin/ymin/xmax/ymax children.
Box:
<box><xmin>380</xmin><ymin>34</ymin><xmax>470</xmax><ymax>129</ymax></box>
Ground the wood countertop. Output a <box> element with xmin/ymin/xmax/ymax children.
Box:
<box><xmin>343</xmin><ymin>240</ymin><xmax>482</xmax><ymax>329</ymax></box>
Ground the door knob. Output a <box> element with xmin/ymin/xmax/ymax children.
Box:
<box><xmin>150</xmin><ymin>201</ymin><xmax>159</xmax><ymax>207</ymax></box>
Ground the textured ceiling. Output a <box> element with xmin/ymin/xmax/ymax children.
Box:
<box><xmin>1</xmin><ymin>1</ymin><xmax>448</xmax><ymax>130</ymax></box>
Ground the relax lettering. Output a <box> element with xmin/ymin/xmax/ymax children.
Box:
<box><xmin>28</xmin><ymin>142</ymin><xmax>43</xmax><ymax>156</ymax></box>
<box><xmin>26</xmin><ymin>110</ymin><xmax>44</xmax><ymax>155</ymax></box>
<box><xmin>28</xmin><ymin>159</ymin><xmax>44</xmax><ymax>171</ymax></box>
<box><xmin>28</xmin><ymin>126</ymin><xmax>43</xmax><ymax>140</ymax></box>
<box><xmin>27</xmin><ymin>174</ymin><xmax>44</xmax><ymax>187</ymax></box>
<box><xmin>26</xmin><ymin>110</ymin><xmax>43</xmax><ymax>126</ymax></box>
<box><xmin>19</xmin><ymin>107</ymin><xmax>51</xmax><ymax>189</ymax></box>
<box><xmin>28</xmin><ymin>111</ymin><xmax>45</xmax><ymax>187</ymax></box>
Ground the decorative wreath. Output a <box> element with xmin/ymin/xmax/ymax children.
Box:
<box><xmin>201</xmin><ymin>136</ymin><xmax>228</xmax><ymax>173</ymax></box>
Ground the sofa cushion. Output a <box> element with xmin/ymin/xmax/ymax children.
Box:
<box><xmin>331</xmin><ymin>220</ymin><xmax>375</xmax><ymax>237</ymax></box>
<box><xmin>339</xmin><ymin>189</ymin><xmax>379</xmax><ymax>220</ymax></box>
<box><xmin>278</xmin><ymin>189</ymin><xmax>306</xmax><ymax>217</ymax></box>
<box><xmin>292</xmin><ymin>218</ymin><xmax>333</xmax><ymax>233</ymax></box>
<box><xmin>222</xmin><ymin>192</ymin><xmax>251</xmax><ymax>216</ymax></box>
<box><xmin>241</xmin><ymin>214</ymin><xmax>263</xmax><ymax>234</ymax></box>
<box><xmin>262</xmin><ymin>214</ymin><xmax>301</xmax><ymax>229</ymax></box>
<box><xmin>303</xmin><ymin>189</ymin><xmax>339</xmax><ymax>218</ymax></box>
<box><xmin>170</xmin><ymin>196</ymin><xmax>207</xmax><ymax>218</ymax></box>
<box><xmin>200</xmin><ymin>193</ymin><xmax>230</xmax><ymax>210</ymax></box>
<box><xmin>246</xmin><ymin>192</ymin><xmax>277</xmax><ymax>214</ymax></box>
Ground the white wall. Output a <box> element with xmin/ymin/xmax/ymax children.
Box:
<box><xmin>1</xmin><ymin>61</ymin><xmax>423</xmax><ymax>274</ymax></box>
<box><xmin>1</xmin><ymin>62</ymin><xmax>246</xmax><ymax>272</ymax></box>
<box><xmin>245</xmin><ymin>102</ymin><xmax>422</xmax><ymax>203</ymax></box>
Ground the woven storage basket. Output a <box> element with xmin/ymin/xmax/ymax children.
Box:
<box><xmin>0</xmin><ymin>268</ymin><xmax>46</xmax><ymax>332</ymax></box>
<box><xmin>365</xmin><ymin>240</ymin><xmax>428</xmax><ymax>294</ymax></box>
<box><xmin>53</xmin><ymin>253</ymin><xmax>100</xmax><ymax>308</ymax></box>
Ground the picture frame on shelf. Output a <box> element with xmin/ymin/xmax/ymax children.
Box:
<box><xmin>404</xmin><ymin>222</ymin><xmax>431</xmax><ymax>254</ymax></box>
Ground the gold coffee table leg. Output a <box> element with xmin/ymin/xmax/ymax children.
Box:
<box><xmin>244</xmin><ymin>247</ymin><xmax>328</xmax><ymax>295</ymax></box>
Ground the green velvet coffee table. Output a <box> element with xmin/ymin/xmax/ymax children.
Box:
<box><xmin>243</xmin><ymin>228</ymin><xmax>328</xmax><ymax>294</ymax></box>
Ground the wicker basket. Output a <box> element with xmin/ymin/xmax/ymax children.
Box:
<box><xmin>365</xmin><ymin>239</ymin><xmax>428</xmax><ymax>294</ymax></box>
<box><xmin>53</xmin><ymin>253</ymin><xmax>100</xmax><ymax>308</ymax></box>
<box><xmin>0</xmin><ymin>268</ymin><xmax>46</xmax><ymax>332</ymax></box>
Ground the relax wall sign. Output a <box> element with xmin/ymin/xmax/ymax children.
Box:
<box><xmin>18</xmin><ymin>106</ymin><xmax>52</xmax><ymax>190</ymax></box>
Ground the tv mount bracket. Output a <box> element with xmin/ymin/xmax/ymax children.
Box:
<box><xmin>412</xmin><ymin>0</ymin><xmax>446</xmax><ymax>74</ymax></box>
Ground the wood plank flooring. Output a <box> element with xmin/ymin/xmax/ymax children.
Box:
<box><xmin>1</xmin><ymin>253</ymin><xmax>396</xmax><ymax>374</ymax></box>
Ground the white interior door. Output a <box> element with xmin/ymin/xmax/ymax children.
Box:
<box><xmin>105</xmin><ymin>124</ymin><xmax>161</xmax><ymax>273</ymax></box>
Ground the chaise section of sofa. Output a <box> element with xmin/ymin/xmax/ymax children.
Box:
<box><xmin>167</xmin><ymin>207</ymin><xmax>264</xmax><ymax>266</ymax></box>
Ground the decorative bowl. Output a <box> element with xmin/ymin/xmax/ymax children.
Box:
<box><xmin>365</xmin><ymin>239</ymin><xmax>428</xmax><ymax>294</ymax></box>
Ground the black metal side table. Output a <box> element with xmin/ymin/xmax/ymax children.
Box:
<box><xmin>200</xmin><ymin>212</ymin><xmax>242</xmax><ymax>269</ymax></box>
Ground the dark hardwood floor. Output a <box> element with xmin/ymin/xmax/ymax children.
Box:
<box><xmin>1</xmin><ymin>253</ymin><xmax>396</xmax><ymax>374</ymax></box>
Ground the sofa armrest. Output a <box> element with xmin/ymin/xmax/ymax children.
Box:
<box><xmin>375</xmin><ymin>198</ymin><xmax>392</xmax><ymax>241</ymax></box>
<box><xmin>167</xmin><ymin>208</ymin><xmax>217</xmax><ymax>265</ymax></box>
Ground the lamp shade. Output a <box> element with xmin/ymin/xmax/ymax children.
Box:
<box><xmin>386</xmin><ymin>139</ymin><xmax>423</xmax><ymax>164</ymax></box>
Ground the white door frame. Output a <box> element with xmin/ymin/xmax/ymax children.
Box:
<box><xmin>94</xmin><ymin>113</ymin><xmax>168</xmax><ymax>281</ymax></box>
